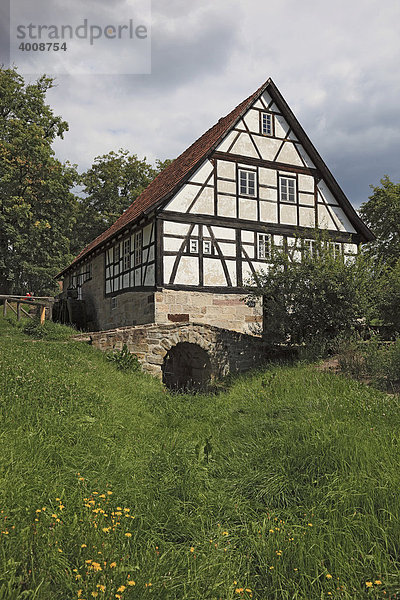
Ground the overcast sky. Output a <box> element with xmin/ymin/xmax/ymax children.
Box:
<box><xmin>3</xmin><ymin>0</ymin><xmax>400</xmax><ymax>208</ymax></box>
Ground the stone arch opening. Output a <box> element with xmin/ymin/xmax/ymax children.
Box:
<box><xmin>162</xmin><ymin>342</ymin><xmax>212</xmax><ymax>391</ymax></box>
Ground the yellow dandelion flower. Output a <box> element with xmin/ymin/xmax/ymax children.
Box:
<box><xmin>366</xmin><ymin>582</ymin><xmax>373</xmax><ymax>588</ymax></box>
<box><xmin>222</xmin><ymin>531</ymin><xmax>228</xmax><ymax>536</ymax></box>
<box><xmin>77</xmin><ymin>590</ymin><xmax>82</xmax><ymax>598</ymax></box>
<box><xmin>35</xmin><ymin>509</ymin><xmax>41</xmax><ymax>513</ymax></box>
<box><xmin>124</xmin><ymin>508</ymin><xmax>129</xmax><ymax>512</ymax></box>
<box><xmin>52</xmin><ymin>514</ymin><xmax>57</xmax><ymax>519</ymax></box>
<box><xmin>59</xmin><ymin>504</ymin><xmax>65</xmax><ymax>510</ymax></box>
<box><xmin>190</xmin><ymin>547</ymin><xmax>195</xmax><ymax>552</ymax></box>
<box><xmin>269</xmin><ymin>566</ymin><xmax>274</xmax><ymax>570</ymax></box>
<box><xmin>78</xmin><ymin>477</ymin><xmax>84</xmax><ymax>481</ymax></box>
<box><xmin>307</xmin><ymin>523</ymin><xmax>313</xmax><ymax>527</ymax></box>
<box><xmin>81</xmin><ymin>544</ymin><xmax>87</xmax><ymax>548</ymax></box>
<box><xmin>102</xmin><ymin>527</ymin><xmax>111</xmax><ymax>533</ymax></box>
<box><xmin>99</xmin><ymin>494</ymin><xmax>106</xmax><ymax>499</ymax></box>
<box><xmin>92</xmin><ymin>594</ymin><xmax>98</xmax><ymax>598</ymax></box>
<box><xmin>117</xmin><ymin>586</ymin><xmax>126</xmax><ymax>593</ymax></box>
<box><xmin>97</xmin><ymin>584</ymin><xmax>106</xmax><ymax>592</ymax></box>
<box><xmin>269</xmin><ymin>529</ymin><xmax>274</xmax><ymax>533</ymax></box>
<box><xmin>245</xmin><ymin>589</ymin><xmax>252</xmax><ymax>593</ymax></box>
<box><xmin>125</xmin><ymin>532</ymin><xmax>132</xmax><ymax>537</ymax></box>
<box><xmin>115</xmin><ymin>596</ymin><xmax>121</xmax><ymax>600</ymax></box>
<box><xmin>41</xmin><ymin>507</ymin><xmax>46</xmax><ymax>511</ymax></box>
<box><xmin>326</xmin><ymin>574</ymin><xmax>332</xmax><ymax>579</ymax></box>
<box><xmin>235</xmin><ymin>588</ymin><xmax>244</xmax><ymax>594</ymax></box>
<box><xmin>56</xmin><ymin>498</ymin><xmax>60</xmax><ymax>502</ymax></box>
<box><xmin>110</xmin><ymin>562</ymin><xmax>117</xmax><ymax>568</ymax></box>
<box><xmin>107</xmin><ymin>491</ymin><xmax>112</xmax><ymax>495</ymax></box>
<box><xmin>128</xmin><ymin>580</ymin><xmax>135</xmax><ymax>586</ymax></box>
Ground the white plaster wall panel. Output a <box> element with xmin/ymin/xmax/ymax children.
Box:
<box><xmin>298</xmin><ymin>174</ymin><xmax>315</xmax><ymax>193</ymax></box>
<box><xmin>317</xmin><ymin>205</ymin><xmax>337</xmax><ymax>230</ymax></box>
<box><xmin>236</xmin><ymin>119</ymin><xmax>246</xmax><ymax>131</ymax></box>
<box><xmin>216</xmin><ymin>130</ymin><xmax>238</xmax><ymax>153</ymax></box>
<box><xmin>344</xmin><ymin>243</ymin><xmax>358</xmax><ymax>254</ymax></box>
<box><xmin>287</xmin><ymin>237</ymin><xmax>298</xmax><ymax>247</ymax></box>
<box><xmin>163</xmin><ymin>255</ymin><xmax>175</xmax><ymax>283</ymax></box>
<box><xmin>163</xmin><ymin>221</ymin><xmax>190</xmax><ymax>236</ymax></box>
<box><xmin>143</xmin><ymin>224</ymin><xmax>152</xmax><ymax>246</ymax></box>
<box><xmin>141</xmin><ymin>250</ymin><xmax>148</xmax><ymax>264</ymax></box>
<box><xmin>211</xmin><ymin>226</ymin><xmax>236</xmax><ymax>240</ymax></box>
<box><xmin>254</xmin><ymin>99</ymin><xmax>265</xmax><ymax>110</ymax></box>
<box><xmin>299</xmin><ymin>206</ymin><xmax>315</xmax><ymax>228</ymax></box>
<box><xmin>330</xmin><ymin>206</ymin><xmax>357</xmax><ymax>233</ymax></box>
<box><xmin>189</xmin><ymin>160</ymin><xmax>213</xmax><ymax>184</ymax></box>
<box><xmin>261</xmin><ymin>91</ymin><xmax>273</xmax><ymax>106</ymax></box>
<box><xmin>242</xmin><ymin>244</ymin><xmax>254</xmax><ymax>259</ymax></box>
<box><xmin>242</xmin><ymin>264</ymin><xmax>254</xmax><ymax>285</ymax></box>
<box><xmin>174</xmin><ymin>256</ymin><xmax>199</xmax><ymax>286</ymax></box>
<box><xmin>164</xmin><ymin>237</ymin><xmax>183</xmax><ymax>252</ymax></box>
<box><xmin>239</xmin><ymin>198</ymin><xmax>258</xmax><ymax>221</ymax></box>
<box><xmin>230</xmin><ymin>133</ymin><xmax>259</xmax><ymax>158</ymax></box>
<box><xmin>260</xmin><ymin>201</ymin><xmax>278</xmax><ymax>223</ymax></box>
<box><xmin>165</xmin><ymin>183</ymin><xmax>199</xmax><ymax>213</ymax></box>
<box><xmin>276</xmin><ymin>142</ymin><xmax>304</xmax><ymax>166</ymax></box>
<box><xmin>318</xmin><ymin>180</ymin><xmax>339</xmax><ymax>206</ymax></box>
<box><xmin>243</xmin><ymin>109</ymin><xmax>260</xmax><ymax>133</ymax></box>
<box><xmin>274</xmin><ymin>115</ymin><xmax>290</xmax><ymax>138</ymax></box>
<box><xmin>135</xmin><ymin>269</ymin><xmax>141</xmax><ymax>287</ymax></box>
<box><xmin>148</xmin><ymin>246</ymin><xmax>155</xmax><ymax>262</ymax></box>
<box><xmin>259</xmin><ymin>167</ymin><xmax>277</xmax><ymax>186</ymax></box>
<box><xmin>259</xmin><ymin>186</ymin><xmax>277</xmax><ymax>201</ymax></box>
<box><xmin>217</xmin><ymin>195</ymin><xmax>236</xmax><ymax>218</ymax></box>
<box><xmin>144</xmin><ymin>263</ymin><xmax>155</xmax><ymax>286</ymax></box>
<box><xmin>217</xmin><ymin>160</ymin><xmax>236</xmax><ymax>179</ymax></box>
<box><xmin>296</xmin><ymin>144</ymin><xmax>315</xmax><ymax>168</ymax></box>
<box><xmin>344</xmin><ymin>255</ymin><xmax>356</xmax><ymax>265</ymax></box>
<box><xmin>299</xmin><ymin>193</ymin><xmax>315</xmax><ymax>206</ymax></box>
<box><xmin>292</xmin><ymin>250</ymin><xmax>302</xmax><ymax>262</ymax></box>
<box><xmin>217</xmin><ymin>179</ymin><xmax>236</xmax><ymax>195</ymax></box>
<box><xmin>273</xmin><ymin>235</ymin><xmax>284</xmax><ymax>246</ymax></box>
<box><xmin>280</xmin><ymin>205</ymin><xmax>297</xmax><ymax>225</ymax></box>
<box><xmin>226</xmin><ymin>260</ymin><xmax>237</xmax><ymax>287</ymax></box>
<box><xmin>218</xmin><ymin>242</ymin><xmax>236</xmax><ymax>257</ymax></box>
<box><xmin>241</xmin><ymin>230</ymin><xmax>254</xmax><ymax>243</ymax></box>
<box><xmin>130</xmin><ymin>254</ymin><xmax>135</xmax><ymax>269</ymax></box>
<box><xmin>203</xmin><ymin>258</ymin><xmax>226</xmax><ymax>286</ymax></box>
<box><xmin>253</xmin><ymin>136</ymin><xmax>282</xmax><ymax>161</ymax></box>
<box><xmin>191</xmin><ymin>188</ymin><xmax>214</xmax><ymax>215</ymax></box>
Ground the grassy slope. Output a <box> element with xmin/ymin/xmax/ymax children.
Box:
<box><xmin>0</xmin><ymin>316</ymin><xmax>399</xmax><ymax>600</ymax></box>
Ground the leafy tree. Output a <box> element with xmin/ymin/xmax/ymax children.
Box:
<box><xmin>245</xmin><ymin>234</ymin><xmax>375</xmax><ymax>347</ymax></box>
<box><xmin>0</xmin><ymin>67</ymin><xmax>78</xmax><ymax>295</ymax></box>
<box><xmin>73</xmin><ymin>151</ymin><xmax>173</xmax><ymax>253</ymax></box>
<box><xmin>359</xmin><ymin>175</ymin><xmax>400</xmax><ymax>267</ymax></box>
<box><xmin>376</xmin><ymin>258</ymin><xmax>400</xmax><ymax>335</ymax></box>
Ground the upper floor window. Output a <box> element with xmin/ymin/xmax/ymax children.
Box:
<box><xmin>123</xmin><ymin>238</ymin><xmax>131</xmax><ymax>271</ymax></box>
<box><xmin>280</xmin><ymin>176</ymin><xmax>296</xmax><ymax>203</ymax></box>
<box><xmin>303</xmin><ymin>239</ymin><xmax>317</xmax><ymax>257</ymax></box>
<box><xmin>113</xmin><ymin>244</ymin><xmax>120</xmax><ymax>263</ymax></box>
<box><xmin>261</xmin><ymin>113</ymin><xmax>273</xmax><ymax>136</ymax></box>
<box><xmin>257</xmin><ymin>233</ymin><xmax>271</xmax><ymax>260</ymax></box>
<box><xmin>203</xmin><ymin>239</ymin><xmax>213</xmax><ymax>255</ymax></box>
<box><xmin>327</xmin><ymin>241</ymin><xmax>342</xmax><ymax>258</ymax></box>
<box><xmin>134</xmin><ymin>231</ymin><xmax>142</xmax><ymax>266</ymax></box>
<box><xmin>239</xmin><ymin>169</ymin><xmax>256</xmax><ymax>197</ymax></box>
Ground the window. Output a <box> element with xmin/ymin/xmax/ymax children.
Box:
<box><xmin>134</xmin><ymin>231</ymin><xmax>142</xmax><ymax>266</ymax></box>
<box><xmin>280</xmin><ymin>177</ymin><xmax>296</xmax><ymax>203</ymax></box>
<box><xmin>113</xmin><ymin>244</ymin><xmax>120</xmax><ymax>263</ymax></box>
<box><xmin>261</xmin><ymin>113</ymin><xmax>273</xmax><ymax>135</ymax></box>
<box><xmin>257</xmin><ymin>233</ymin><xmax>271</xmax><ymax>260</ymax></box>
<box><xmin>239</xmin><ymin>169</ymin><xmax>256</xmax><ymax>197</ymax></box>
<box><xmin>111</xmin><ymin>297</ymin><xmax>117</xmax><ymax>310</ymax></box>
<box><xmin>123</xmin><ymin>238</ymin><xmax>131</xmax><ymax>271</ymax></box>
<box><xmin>189</xmin><ymin>238</ymin><xmax>199</xmax><ymax>253</ymax></box>
<box><xmin>303</xmin><ymin>239</ymin><xmax>317</xmax><ymax>257</ymax></box>
<box><xmin>328</xmin><ymin>241</ymin><xmax>342</xmax><ymax>258</ymax></box>
<box><xmin>203</xmin><ymin>240</ymin><xmax>212</xmax><ymax>255</ymax></box>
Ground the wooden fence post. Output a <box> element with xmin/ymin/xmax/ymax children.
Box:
<box><xmin>17</xmin><ymin>302</ymin><xmax>21</xmax><ymax>321</ymax></box>
<box><xmin>40</xmin><ymin>305</ymin><xmax>46</xmax><ymax>325</ymax></box>
<box><xmin>3</xmin><ymin>299</ymin><xmax>7</xmax><ymax>317</ymax></box>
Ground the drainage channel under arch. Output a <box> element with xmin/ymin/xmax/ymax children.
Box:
<box><xmin>162</xmin><ymin>342</ymin><xmax>212</xmax><ymax>392</ymax></box>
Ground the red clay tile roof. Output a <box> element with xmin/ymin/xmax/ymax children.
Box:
<box><xmin>58</xmin><ymin>78</ymin><xmax>271</xmax><ymax>275</ymax></box>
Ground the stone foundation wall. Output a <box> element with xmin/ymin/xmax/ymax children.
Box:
<box><xmin>79</xmin><ymin>322</ymin><xmax>266</xmax><ymax>380</ymax></box>
<box><xmin>154</xmin><ymin>289</ymin><xmax>262</xmax><ymax>334</ymax></box>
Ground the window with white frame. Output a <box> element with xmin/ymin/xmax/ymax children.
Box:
<box><xmin>203</xmin><ymin>239</ymin><xmax>212</xmax><ymax>255</ymax></box>
<box><xmin>257</xmin><ymin>233</ymin><xmax>271</xmax><ymax>260</ymax></box>
<box><xmin>328</xmin><ymin>241</ymin><xmax>342</xmax><ymax>258</ymax></box>
<box><xmin>188</xmin><ymin>238</ymin><xmax>199</xmax><ymax>253</ymax></box>
<box><xmin>280</xmin><ymin>177</ymin><xmax>296</xmax><ymax>203</ymax></box>
<box><xmin>134</xmin><ymin>230</ymin><xmax>142</xmax><ymax>266</ymax></box>
<box><xmin>239</xmin><ymin>169</ymin><xmax>256</xmax><ymax>197</ymax></box>
<box><xmin>261</xmin><ymin>113</ymin><xmax>273</xmax><ymax>136</ymax></box>
<box><xmin>303</xmin><ymin>239</ymin><xmax>317</xmax><ymax>257</ymax></box>
<box><xmin>123</xmin><ymin>238</ymin><xmax>131</xmax><ymax>271</ymax></box>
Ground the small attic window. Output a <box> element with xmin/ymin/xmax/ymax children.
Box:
<box><xmin>261</xmin><ymin>113</ymin><xmax>273</xmax><ymax>136</ymax></box>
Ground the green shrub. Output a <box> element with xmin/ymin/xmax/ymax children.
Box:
<box><xmin>22</xmin><ymin>317</ymin><xmax>75</xmax><ymax>340</ymax></box>
<box><xmin>106</xmin><ymin>343</ymin><xmax>141</xmax><ymax>372</ymax></box>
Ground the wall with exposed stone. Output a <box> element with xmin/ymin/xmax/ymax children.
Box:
<box><xmin>154</xmin><ymin>289</ymin><xmax>262</xmax><ymax>334</ymax></box>
<box><xmin>78</xmin><ymin>322</ymin><xmax>266</xmax><ymax>380</ymax></box>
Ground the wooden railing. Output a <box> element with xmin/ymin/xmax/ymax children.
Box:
<box><xmin>0</xmin><ymin>295</ymin><xmax>55</xmax><ymax>324</ymax></box>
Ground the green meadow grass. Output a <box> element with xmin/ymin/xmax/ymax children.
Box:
<box><xmin>0</xmin><ymin>315</ymin><xmax>399</xmax><ymax>599</ymax></box>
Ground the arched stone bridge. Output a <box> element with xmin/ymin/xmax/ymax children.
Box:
<box><xmin>75</xmin><ymin>323</ymin><xmax>267</xmax><ymax>389</ymax></box>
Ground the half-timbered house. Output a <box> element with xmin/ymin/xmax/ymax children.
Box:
<box><xmin>57</xmin><ymin>78</ymin><xmax>374</xmax><ymax>333</ymax></box>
